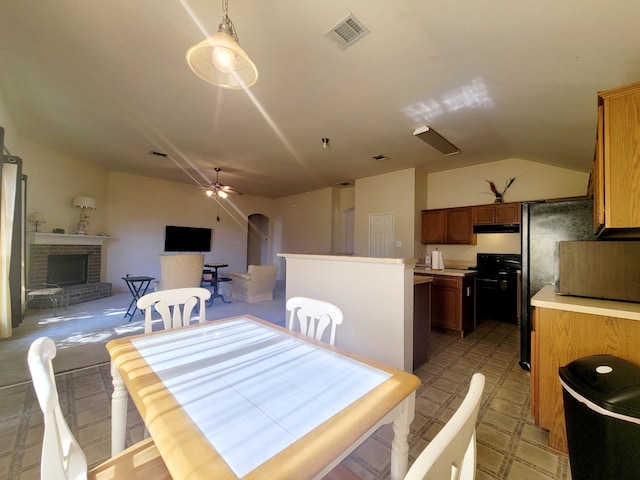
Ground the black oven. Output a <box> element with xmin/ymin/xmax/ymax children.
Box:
<box><xmin>475</xmin><ymin>253</ymin><xmax>521</xmax><ymax>324</ymax></box>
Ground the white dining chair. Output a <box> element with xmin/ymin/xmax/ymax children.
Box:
<box><xmin>137</xmin><ymin>287</ymin><xmax>211</xmax><ymax>333</ymax></box>
<box><xmin>404</xmin><ymin>372</ymin><xmax>485</xmax><ymax>480</ymax></box>
<box><xmin>286</xmin><ymin>296</ymin><xmax>344</xmax><ymax>346</ymax></box>
<box><xmin>27</xmin><ymin>337</ymin><xmax>171</xmax><ymax>480</ymax></box>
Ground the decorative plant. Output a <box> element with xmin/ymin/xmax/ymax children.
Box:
<box><xmin>484</xmin><ymin>177</ymin><xmax>516</xmax><ymax>204</ymax></box>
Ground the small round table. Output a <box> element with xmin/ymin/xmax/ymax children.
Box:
<box><xmin>204</xmin><ymin>263</ymin><xmax>232</xmax><ymax>306</ymax></box>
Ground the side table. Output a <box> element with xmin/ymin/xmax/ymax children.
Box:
<box><xmin>121</xmin><ymin>276</ymin><xmax>154</xmax><ymax>320</ymax></box>
<box><xmin>203</xmin><ymin>263</ymin><xmax>232</xmax><ymax>306</ymax></box>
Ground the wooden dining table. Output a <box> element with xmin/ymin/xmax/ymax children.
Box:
<box><xmin>107</xmin><ymin>315</ymin><xmax>420</xmax><ymax>480</ymax></box>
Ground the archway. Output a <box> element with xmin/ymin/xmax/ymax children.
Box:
<box><xmin>247</xmin><ymin>213</ymin><xmax>269</xmax><ymax>268</ymax></box>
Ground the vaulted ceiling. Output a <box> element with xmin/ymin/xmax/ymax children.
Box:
<box><xmin>1</xmin><ymin>1</ymin><xmax>639</xmax><ymax>197</ymax></box>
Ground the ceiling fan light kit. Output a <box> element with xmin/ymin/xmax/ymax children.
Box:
<box><xmin>413</xmin><ymin>126</ymin><xmax>460</xmax><ymax>156</ymax></box>
<box><xmin>186</xmin><ymin>0</ymin><xmax>258</xmax><ymax>89</ymax></box>
<box><xmin>206</xmin><ymin>167</ymin><xmax>242</xmax><ymax>198</ymax></box>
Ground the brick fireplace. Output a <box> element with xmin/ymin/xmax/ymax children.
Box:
<box><xmin>28</xmin><ymin>233</ymin><xmax>112</xmax><ymax>306</ymax></box>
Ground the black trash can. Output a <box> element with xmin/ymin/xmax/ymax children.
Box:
<box><xmin>559</xmin><ymin>354</ymin><xmax>640</xmax><ymax>480</ymax></box>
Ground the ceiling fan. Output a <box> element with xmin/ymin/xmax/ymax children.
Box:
<box><xmin>205</xmin><ymin>167</ymin><xmax>243</xmax><ymax>198</ymax></box>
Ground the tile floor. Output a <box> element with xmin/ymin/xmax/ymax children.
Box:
<box><xmin>0</xmin><ymin>317</ymin><xmax>571</xmax><ymax>479</ymax></box>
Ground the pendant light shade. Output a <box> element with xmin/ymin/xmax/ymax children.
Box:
<box><xmin>186</xmin><ymin>1</ymin><xmax>258</xmax><ymax>89</ymax></box>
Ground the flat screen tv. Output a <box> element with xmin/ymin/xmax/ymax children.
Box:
<box><xmin>164</xmin><ymin>225</ymin><xmax>212</xmax><ymax>252</ymax></box>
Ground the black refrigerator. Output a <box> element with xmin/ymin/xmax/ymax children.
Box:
<box><xmin>519</xmin><ymin>198</ymin><xmax>597</xmax><ymax>370</ymax></box>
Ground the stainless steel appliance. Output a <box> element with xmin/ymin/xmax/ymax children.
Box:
<box><xmin>476</xmin><ymin>253</ymin><xmax>521</xmax><ymax>324</ymax></box>
<box><xmin>520</xmin><ymin>198</ymin><xmax>597</xmax><ymax>370</ymax></box>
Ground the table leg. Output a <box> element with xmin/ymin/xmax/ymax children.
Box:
<box><xmin>123</xmin><ymin>280</ymin><xmax>138</xmax><ymax>319</ymax></box>
<box><xmin>135</xmin><ymin>280</ymin><xmax>152</xmax><ymax>315</ymax></box>
<box><xmin>124</xmin><ymin>280</ymin><xmax>152</xmax><ymax>320</ymax></box>
<box><xmin>390</xmin><ymin>392</ymin><xmax>415</xmax><ymax>480</ymax></box>
<box><xmin>110</xmin><ymin>361</ymin><xmax>128</xmax><ymax>455</ymax></box>
<box><xmin>207</xmin><ymin>267</ymin><xmax>231</xmax><ymax>305</ymax></box>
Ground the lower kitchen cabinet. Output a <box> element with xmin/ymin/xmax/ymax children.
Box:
<box><xmin>430</xmin><ymin>275</ymin><xmax>475</xmax><ymax>337</ymax></box>
<box><xmin>413</xmin><ymin>279</ymin><xmax>431</xmax><ymax>369</ymax></box>
<box><xmin>530</xmin><ymin>286</ymin><xmax>640</xmax><ymax>454</ymax></box>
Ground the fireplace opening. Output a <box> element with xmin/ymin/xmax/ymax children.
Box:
<box><xmin>47</xmin><ymin>254</ymin><xmax>89</xmax><ymax>286</ymax></box>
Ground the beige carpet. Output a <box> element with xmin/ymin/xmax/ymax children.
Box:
<box><xmin>0</xmin><ymin>283</ymin><xmax>287</xmax><ymax>387</ymax></box>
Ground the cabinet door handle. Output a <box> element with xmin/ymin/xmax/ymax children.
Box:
<box><xmin>466</xmin><ymin>286</ymin><xmax>471</xmax><ymax>296</ymax></box>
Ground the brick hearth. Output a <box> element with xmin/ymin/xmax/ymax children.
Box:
<box><xmin>28</xmin><ymin>241</ymin><xmax>111</xmax><ymax>306</ymax></box>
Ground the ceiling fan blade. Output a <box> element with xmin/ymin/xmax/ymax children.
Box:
<box><xmin>221</xmin><ymin>185</ymin><xmax>243</xmax><ymax>195</ymax></box>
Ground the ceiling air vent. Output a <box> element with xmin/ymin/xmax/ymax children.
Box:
<box><xmin>335</xmin><ymin>180</ymin><xmax>354</xmax><ymax>187</ymax></box>
<box><xmin>324</xmin><ymin>14</ymin><xmax>369</xmax><ymax>50</ymax></box>
<box><xmin>148</xmin><ymin>150</ymin><xmax>168</xmax><ymax>157</ymax></box>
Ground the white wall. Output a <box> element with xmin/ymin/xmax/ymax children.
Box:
<box><xmin>0</xmin><ymin>96</ymin><xmax>18</xmax><ymax>151</ymax></box>
<box><xmin>427</xmin><ymin>158</ymin><xmax>589</xmax><ymax>208</ymax></box>
<box><xmin>354</xmin><ymin>168</ymin><xmax>417</xmax><ymax>258</ymax></box>
<box><xmin>17</xmin><ymin>139</ymin><xmax>109</xmax><ymax>236</ymax></box>
<box><xmin>106</xmin><ymin>170</ymin><xmax>280</xmax><ymax>291</ymax></box>
<box><xmin>272</xmin><ymin>187</ymin><xmax>335</xmax><ymax>277</ymax></box>
<box><xmin>414</xmin><ymin>168</ymin><xmax>429</xmax><ymax>258</ymax></box>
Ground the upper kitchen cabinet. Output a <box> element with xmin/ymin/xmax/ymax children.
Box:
<box><xmin>594</xmin><ymin>81</ymin><xmax>640</xmax><ymax>238</ymax></box>
<box><xmin>472</xmin><ymin>202</ymin><xmax>521</xmax><ymax>225</ymax></box>
<box><xmin>421</xmin><ymin>209</ymin><xmax>445</xmax><ymax>244</ymax></box>
<box><xmin>422</xmin><ymin>207</ymin><xmax>477</xmax><ymax>245</ymax></box>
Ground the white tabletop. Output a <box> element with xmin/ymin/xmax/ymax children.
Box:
<box><xmin>131</xmin><ymin>317</ymin><xmax>391</xmax><ymax>477</ymax></box>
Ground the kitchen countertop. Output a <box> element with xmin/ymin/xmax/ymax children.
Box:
<box><xmin>415</xmin><ymin>267</ymin><xmax>477</xmax><ymax>277</ymax></box>
<box><xmin>531</xmin><ymin>284</ymin><xmax>640</xmax><ymax>321</ymax></box>
<box><xmin>413</xmin><ymin>276</ymin><xmax>433</xmax><ymax>285</ymax></box>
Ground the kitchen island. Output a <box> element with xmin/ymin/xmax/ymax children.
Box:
<box><xmin>413</xmin><ymin>276</ymin><xmax>433</xmax><ymax>369</ymax></box>
<box><xmin>530</xmin><ymin>285</ymin><xmax>640</xmax><ymax>453</ymax></box>
<box><xmin>415</xmin><ymin>266</ymin><xmax>477</xmax><ymax>337</ymax></box>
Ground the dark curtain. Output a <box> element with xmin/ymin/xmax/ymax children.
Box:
<box><xmin>1</xmin><ymin>126</ymin><xmax>26</xmax><ymax>335</ymax></box>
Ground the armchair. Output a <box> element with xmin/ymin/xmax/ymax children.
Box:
<box><xmin>228</xmin><ymin>264</ymin><xmax>278</xmax><ymax>303</ymax></box>
<box><xmin>153</xmin><ymin>253</ymin><xmax>204</xmax><ymax>291</ymax></box>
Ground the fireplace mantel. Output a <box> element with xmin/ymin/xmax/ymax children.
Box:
<box><xmin>27</xmin><ymin>232</ymin><xmax>111</xmax><ymax>246</ymax></box>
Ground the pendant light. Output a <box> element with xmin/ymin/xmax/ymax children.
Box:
<box><xmin>186</xmin><ymin>0</ymin><xmax>258</xmax><ymax>89</ymax></box>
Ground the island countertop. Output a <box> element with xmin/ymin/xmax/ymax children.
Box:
<box><xmin>531</xmin><ymin>284</ymin><xmax>640</xmax><ymax>321</ymax></box>
<box><xmin>414</xmin><ymin>267</ymin><xmax>477</xmax><ymax>278</ymax></box>
<box><xmin>413</xmin><ymin>276</ymin><xmax>433</xmax><ymax>285</ymax></box>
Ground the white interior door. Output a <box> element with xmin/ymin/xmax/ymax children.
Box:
<box><xmin>369</xmin><ymin>213</ymin><xmax>394</xmax><ymax>258</ymax></box>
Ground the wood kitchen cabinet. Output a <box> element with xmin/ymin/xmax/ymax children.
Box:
<box><xmin>594</xmin><ymin>81</ymin><xmax>640</xmax><ymax>237</ymax></box>
<box><xmin>421</xmin><ymin>209</ymin><xmax>445</xmax><ymax>244</ymax></box>
<box><xmin>430</xmin><ymin>274</ymin><xmax>475</xmax><ymax>337</ymax></box>
<box><xmin>421</xmin><ymin>207</ymin><xmax>476</xmax><ymax>245</ymax></box>
<box><xmin>530</xmin><ymin>286</ymin><xmax>640</xmax><ymax>454</ymax></box>
<box><xmin>472</xmin><ymin>202</ymin><xmax>521</xmax><ymax>225</ymax></box>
